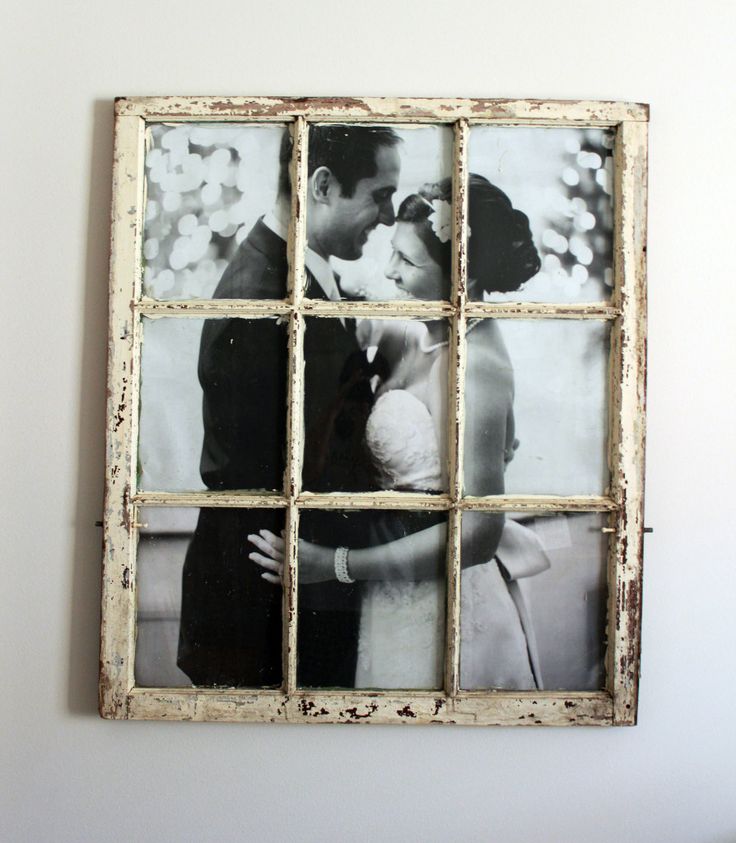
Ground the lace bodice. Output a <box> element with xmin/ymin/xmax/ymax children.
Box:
<box><xmin>364</xmin><ymin>390</ymin><xmax>442</xmax><ymax>493</ymax></box>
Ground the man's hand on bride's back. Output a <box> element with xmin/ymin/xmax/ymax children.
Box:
<box><xmin>248</xmin><ymin>530</ymin><xmax>335</xmax><ymax>585</ymax></box>
<box><xmin>248</xmin><ymin>530</ymin><xmax>284</xmax><ymax>585</ymax></box>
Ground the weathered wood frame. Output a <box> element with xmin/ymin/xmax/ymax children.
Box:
<box><xmin>100</xmin><ymin>96</ymin><xmax>648</xmax><ymax>725</ymax></box>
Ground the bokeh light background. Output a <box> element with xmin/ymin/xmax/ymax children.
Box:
<box><xmin>469</xmin><ymin>126</ymin><xmax>614</xmax><ymax>303</ymax></box>
<box><xmin>142</xmin><ymin>123</ymin><xmax>285</xmax><ymax>300</ymax></box>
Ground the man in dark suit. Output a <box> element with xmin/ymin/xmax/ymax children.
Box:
<box><xmin>177</xmin><ymin>125</ymin><xmax>401</xmax><ymax>688</ymax></box>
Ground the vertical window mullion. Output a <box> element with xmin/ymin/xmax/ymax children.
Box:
<box><xmin>444</xmin><ymin>118</ymin><xmax>469</xmax><ymax>698</ymax></box>
<box><xmin>283</xmin><ymin>116</ymin><xmax>308</xmax><ymax>694</ymax></box>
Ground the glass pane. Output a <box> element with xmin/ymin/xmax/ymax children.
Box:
<box><xmin>463</xmin><ymin>319</ymin><xmax>610</xmax><ymax>497</ymax></box>
<box><xmin>302</xmin><ymin>317</ymin><xmax>449</xmax><ymax>494</ymax></box>
<box><xmin>467</xmin><ymin>127</ymin><xmax>614</xmax><ymax>303</ymax></box>
<box><xmin>302</xmin><ymin>124</ymin><xmax>453</xmax><ymax>301</ymax></box>
<box><xmin>136</xmin><ymin>506</ymin><xmax>286</xmax><ymax>688</ymax></box>
<box><xmin>460</xmin><ymin>511</ymin><xmax>608</xmax><ymax>691</ymax></box>
<box><xmin>138</xmin><ymin>316</ymin><xmax>287</xmax><ymax>492</ymax></box>
<box><xmin>296</xmin><ymin>509</ymin><xmax>448</xmax><ymax>689</ymax></box>
<box><xmin>142</xmin><ymin>123</ymin><xmax>288</xmax><ymax>300</ymax></box>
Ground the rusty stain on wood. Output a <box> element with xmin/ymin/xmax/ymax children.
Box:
<box><xmin>99</xmin><ymin>97</ymin><xmax>648</xmax><ymax>725</ymax></box>
<box><xmin>341</xmin><ymin>704</ymin><xmax>379</xmax><ymax>720</ymax></box>
<box><xmin>298</xmin><ymin>699</ymin><xmax>330</xmax><ymax>717</ymax></box>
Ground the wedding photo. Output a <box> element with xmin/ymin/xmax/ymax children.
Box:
<box><xmin>135</xmin><ymin>121</ymin><xmax>613</xmax><ymax>692</ymax></box>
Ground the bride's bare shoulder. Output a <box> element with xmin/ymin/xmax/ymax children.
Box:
<box><xmin>466</xmin><ymin>321</ymin><xmax>514</xmax><ymax>391</ymax></box>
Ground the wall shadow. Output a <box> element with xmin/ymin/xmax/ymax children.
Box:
<box><xmin>67</xmin><ymin>99</ymin><xmax>116</xmax><ymax>716</ymax></box>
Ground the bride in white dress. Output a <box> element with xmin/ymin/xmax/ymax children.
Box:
<box><xmin>250</xmin><ymin>175</ymin><xmax>549</xmax><ymax>690</ymax></box>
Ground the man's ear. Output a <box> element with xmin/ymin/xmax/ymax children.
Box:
<box><xmin>310</xmin><ymin>166</ymin><xmax>335</xmax><ymax>204</ymax></box>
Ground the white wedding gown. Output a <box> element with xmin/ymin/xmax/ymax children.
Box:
<box><xmin>356</xmin><ymin>389</ymin><xmax>550</xmax><ymax>690</ymax></box>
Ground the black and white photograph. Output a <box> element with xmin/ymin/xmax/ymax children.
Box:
<box><xmin>134</xmin><ymin>121</ymin><xmax>614</xmax><ymax>691</ymax></box>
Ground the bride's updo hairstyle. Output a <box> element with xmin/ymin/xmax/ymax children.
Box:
<box><xmin>396</xmin><ymin>181</ymin><xmax>453</xmax><ymax>278</ymax></box>
<box><xmin>466</xmin><ymin>174</ymin><xmax>540</xmax><ymax>298</ymax></box>
<box><xmin>397</xmin><ymin>174</ymin><xmax>540</xmax><ymax>298</ymax></box>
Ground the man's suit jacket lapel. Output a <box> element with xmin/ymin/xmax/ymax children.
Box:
<box><xmin>305</xmin><ymin>268</ymin><xmax>328</xmax><ymax>301</ymax></box>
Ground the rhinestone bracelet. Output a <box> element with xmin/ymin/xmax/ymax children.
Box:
<box><xmin>334</xmin><ymin>546</ymin><xmax>354</xmax><ymax>584</ymax></box>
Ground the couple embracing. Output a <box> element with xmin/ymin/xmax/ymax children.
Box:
<box><xmin>178</xmin><ymin>125</ymin><xmax>549</xmax><ymax>691</ymax></box>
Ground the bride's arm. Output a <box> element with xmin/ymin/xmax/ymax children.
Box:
<box><xmin>463</xmin><ymin>335</ymin><xmax>512</xmax><ymax>498</ymax></box>
<box><xmin>344</xmin><ymin>513</ymin><xmax>503</xmax><ymax>582</ymax></box>
<box><xmin>247</xmin><ymin>525</ymin><xmax>447</xmax><ymax>584</ymax></box>
<box><xmin>249</xmin><ymin>513</ymin><xmax>503</xmax><ymax>584</ymax></box>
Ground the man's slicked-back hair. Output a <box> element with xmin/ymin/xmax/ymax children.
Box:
<box><xmin>278</xmin><ymin>125</ymin><xmax>401</xmax><ymax>199</ymax></box>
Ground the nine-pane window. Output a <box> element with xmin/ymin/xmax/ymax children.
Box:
<box><xmin>101</xmin><ymin>98</ymin><xmax>647</xmax><ymax>725</ymax></box>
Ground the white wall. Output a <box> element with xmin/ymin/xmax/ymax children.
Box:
<box><xmin>2</xmin><ymin>2</ymin><xmax>735</xmax><ymax>840</ymax></box>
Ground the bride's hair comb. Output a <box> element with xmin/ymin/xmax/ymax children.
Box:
<box><xmin>419</xmin><ymin>195</ymin><xmax>453</xmax><ymax>244</ymax></box>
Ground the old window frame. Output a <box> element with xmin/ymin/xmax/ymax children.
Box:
<box><xmin>100</xmin><ymin>96</ymin><xmax>648</xmax><ymax>725</ymax></box>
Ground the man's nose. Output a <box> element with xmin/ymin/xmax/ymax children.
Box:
<box><xmin>378</xmin><ymin>199</ymin><xmax>396</xmax><ymax>227</ymax></box>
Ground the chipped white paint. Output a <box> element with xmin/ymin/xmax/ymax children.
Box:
<box><xmin>137</xmin><ymin>299</ymin><xmax>292</xmax><ymax>317</ymax></box>
<box><xmin>296</xmin><ymin>491</ymin><xmax>453</xmax><ymax>510</ymax></box>
<box><xmin>134</xmin><ymin>492</ymin><xmax>289</xmax><ymax>508</ymax></box>
<box><xmin>460</xmin><ymin>495</ymin><xmax>619</xmax><ymax>512</ymax></box>
<box><xmin>444</xmin><ymin>120</ymin><xmax>469</xmax><ymax>697</ymax></box>
<box><xmin>99</xmin><ymin>114</ymin><xmax>145</xmax><ymax>718</ymax></box>
<box><xmin>463</xmin><ymin>303</ymin><xmax>620</xmax><ymax>319</ymax></box>
<box><xmin>132</xmin><ymin>491</ymin><xmax>619</xmax><ymax>512</ymax></box>
<box><xmin>137</xmin><ymin>298</ymin><xmax>621</xmax><ymax>320</ymax></box>
<box><xmin>114</xmin><ymin>95</ymin><xmax>648</xmax><ymax>125</ymax></box>
<box><xmin>608</xmin><ymin>120</ymin><xmax>648</xmax><ymax>725</ymax></box>
<box><xmin>283</xmin><ymin>117</ymin><xmax>309</xmax><ymax>693</ymax></box>
<box><xmin>100</xmin><ymin>97</ymin><xmax>648</xmax><ymax>725</ymax></box>
<box><xmin>121</xmin><ymin>688</ymin><xmax>613</xmax><ymax>725</ymax></box>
